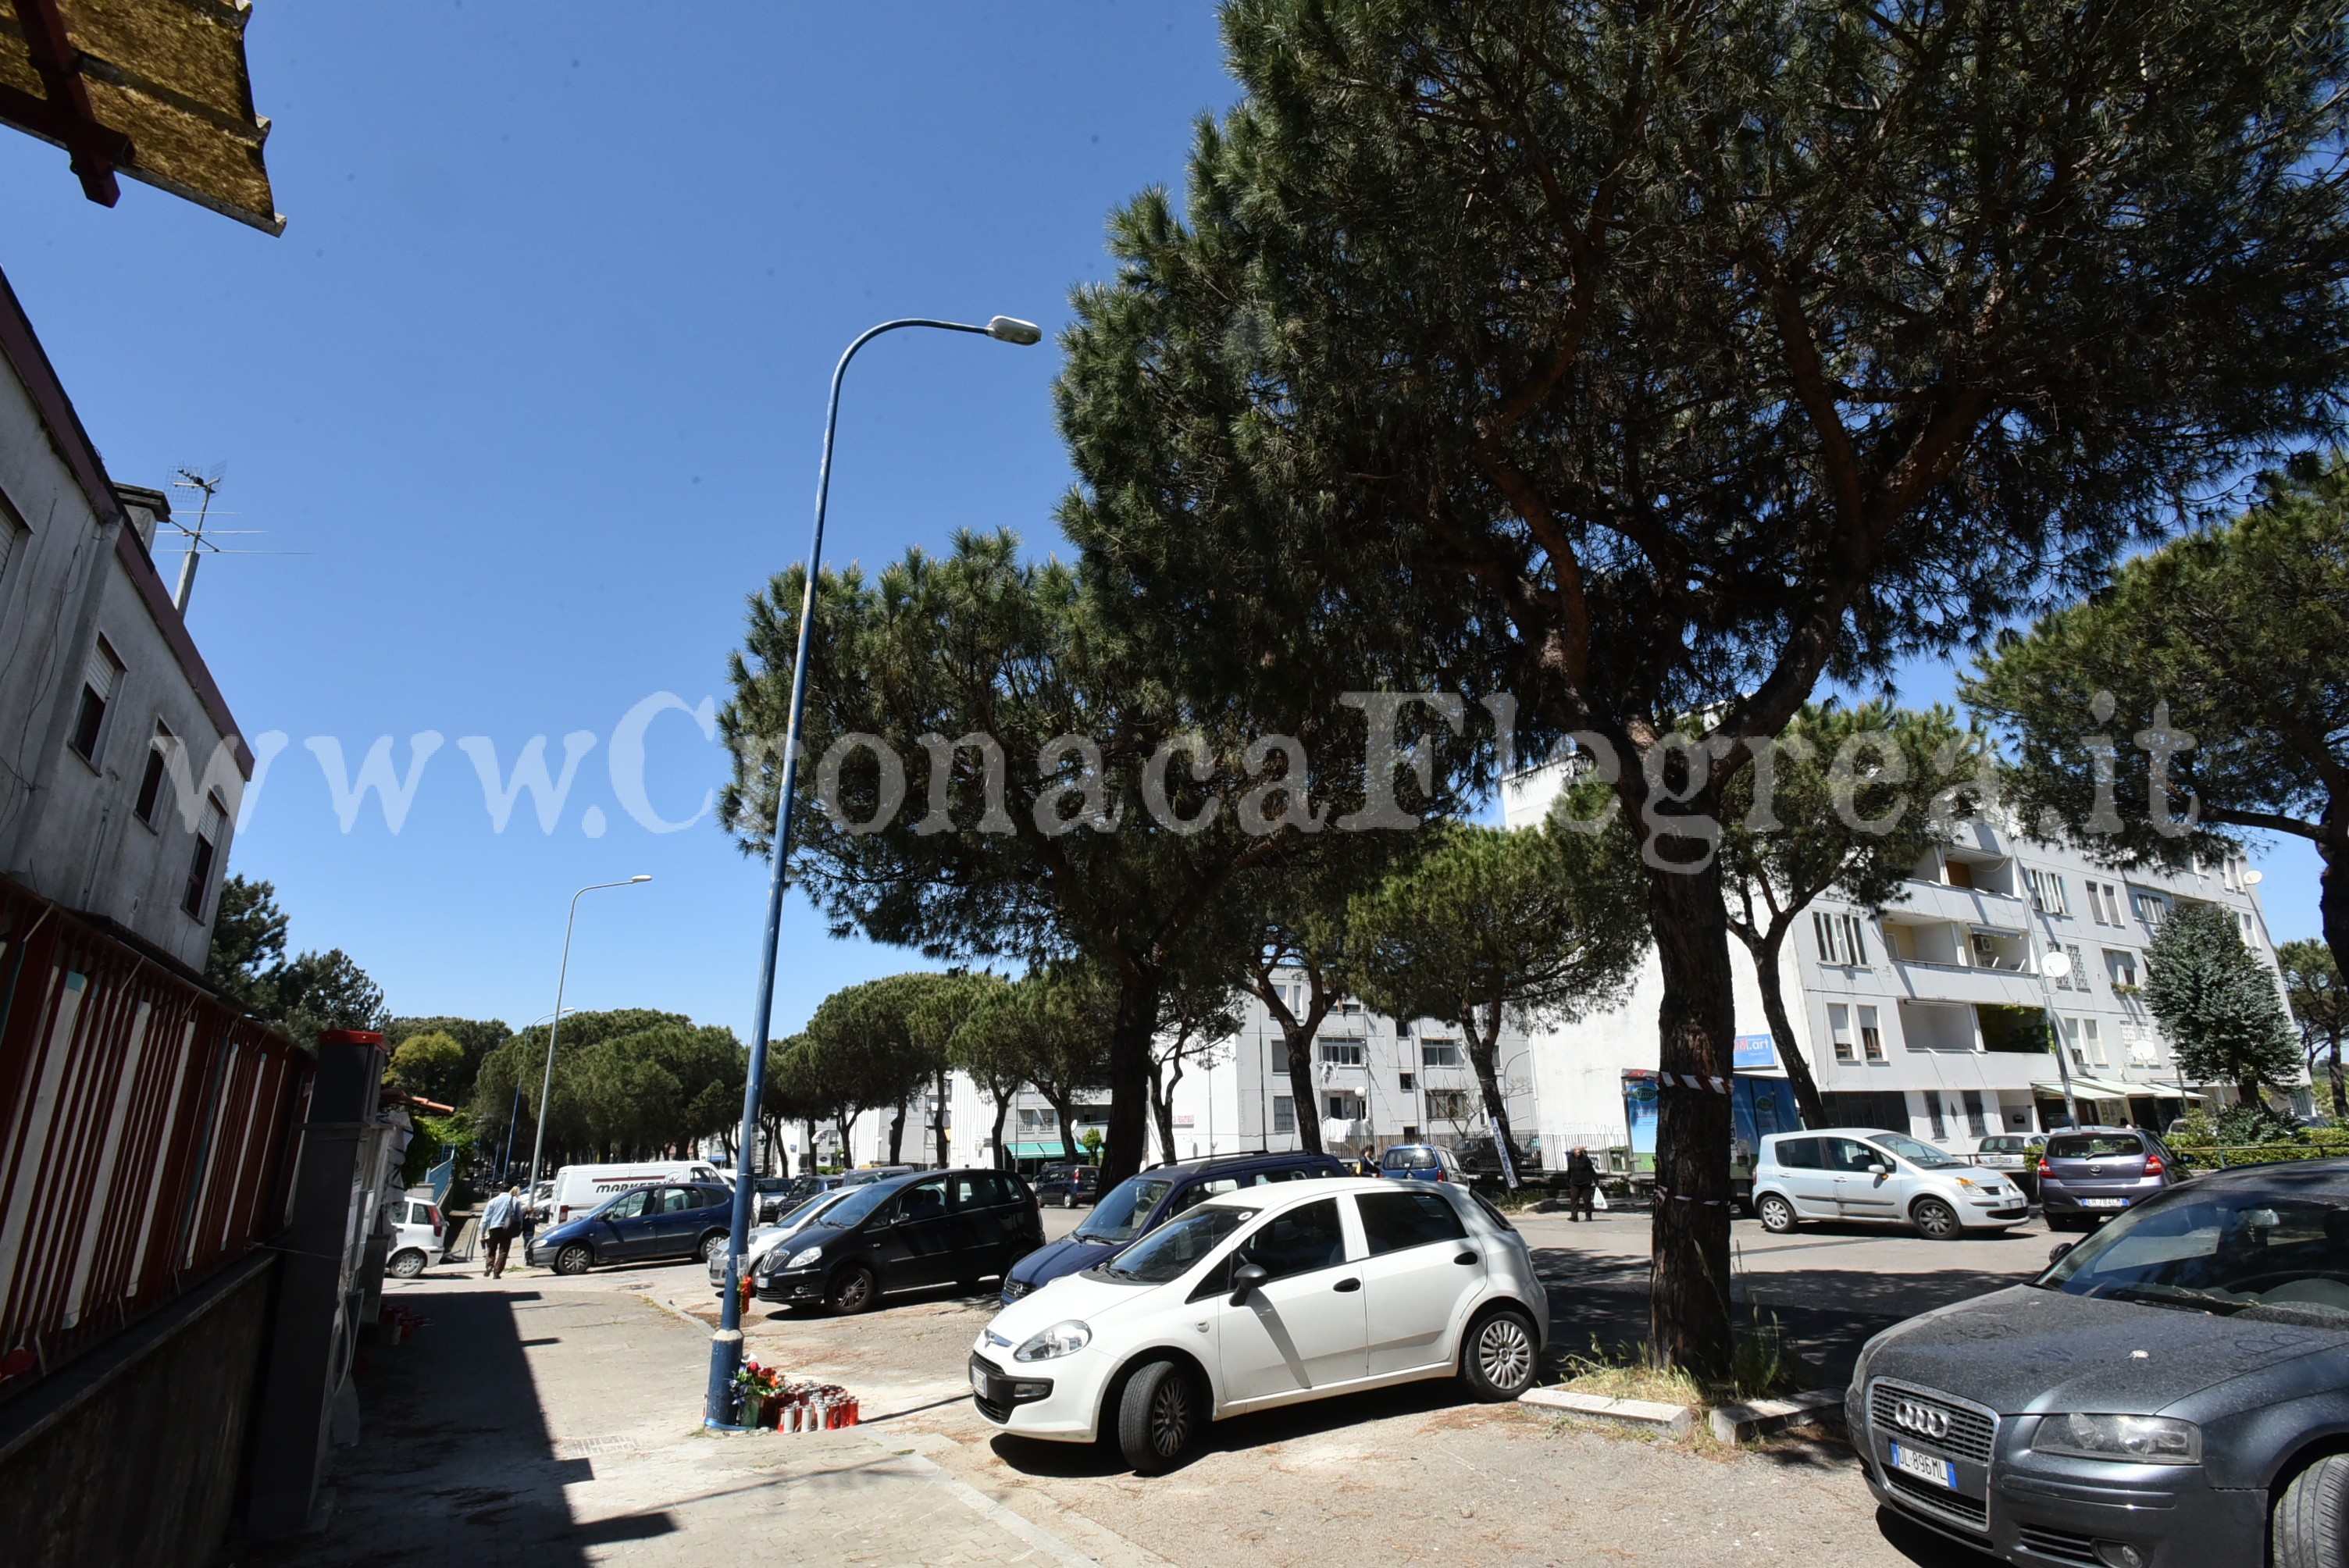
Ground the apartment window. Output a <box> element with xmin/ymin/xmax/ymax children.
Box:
<box><xmin>1325</xmin><ymin>1091</ymin><xmax>1366</xmax><ymax>1121</ymax></box>
<box><xmin>1017</xmin><ymin>1107</ymin><xmax>1057</xmax><ymax>1132</ymax></box>
<box><xmin>1829</xmin><ymin>1003</ymin><xmax>1855</xmax><ymax>1064</ymax></box>
<box><xmin>1317</xmin><ymin>1038</ymin><xmax>1365</xmax><ymax>1067</ymax></box>
<box><xmin>182</xmin><ymin>794</ymin><xmax>224</xmax><ymax>918</ymax></box>
<box><xmin>1927</xmin><ymin>1094</ymin><xmax>1948</xmax><ymax>1139</ymax></box>
<box><xmin>134</xmin><ymin>722</ymin><xmax>173</xmax><ymax>825</ymax></box>
<box><xmin>1398</xmin><ymin>1072</ymin><xmax>1415</xmax><ymax>1092</ymax></box>
<box><xmin>1814</xmin><ymin>911</ymin><xmax>1868</xmax><ymax>968</ymax></box>
<box><xmin>1859</xmin><ymin>1004</ymin><xmax>1885</xmax><ymax>1063</ymax></box>
<box><xmin>2105</xmin><ymin>950</ymin><xmax>2139</xmax><ymax>989</ymax></box>
<box><xmin>2223</xmin><ymin>857</ymin><xmax>2244</xmax><ymax>893</ymax></box>
<box><xmin>68</xmin><ymin>637</ymin><xmax>123</xmax><ymax>764</ymax></box>
<box><xmin>1425</xmin><ymin>1089</ymin><xmax>1470</xmax><ymax>1120</ymax></box>
<box><xmin>2083</xmin><ymin>1017</ymin><xmax>2106</xmax><ymax>1067</ymax></box>
<box><xmin>2238</xmin><ymin>910</ymin><xmax>2260</xmax><ymax>949</ymax></box>
<box><xmin>2062</xmin><ymin>1017</ymin><xmax>2107</xmax><ymax>1068</ymax></box>
<box><xmin>1962</xmin><ymin>1090</ymin><xmax>1987</xmax><ymax>1139</ymax></box>
<box><xmin>2083</xmin><ymin>881</ymin><xmax>2122</xmax><ymax>925</ymax></box>
<box><xmin>1420</xmin><ymin>1039</ymin><xmax>1462</xmax><ymax>1068</ymax></box>
<box><xmin>2130</xmin><ymin>889</ymin><xmax>2169</xmax><ymax>925</ymax></box>
<box><xmin>2062</xmin><ymin>1017</ymin><xmax>2087</xmax><ymax>1068</ymax></box>
<box><xmin>1272</xmin><ymin>1095</ymin><xmax>1295</xmax><ymax>1135</ymax></box>
<box><xmin>2024</xmin><ymin>868</ymin><xmax>2069</xmax><ymax>916</ymax></box>
<box><xmin>0</xmin><ymin>512</ymin><xmax>20</xmax><ymax>615</ymax></box>
<box><xmin>2053</xmin><ymin>942</ymin><xmax>2087</xmax><ymax>990</ymax></box>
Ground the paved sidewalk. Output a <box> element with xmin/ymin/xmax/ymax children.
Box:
<box><xmin>232</xmin><ymin>1270</ymin><xmax>1150</xmax><ymax>1567</ymax></box>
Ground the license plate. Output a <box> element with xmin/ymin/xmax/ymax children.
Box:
<box><xmin>970</xmin><ymin>1365</ymin><xmax>988</xmax><ymax>1395</ymax></box>
<box><xmin>1890</xmin><ymin>1441</ymin><xmax>1957</xmax><ymax>1489</ymax></box>
<box><xmin>2080</xmin><ymin>1197</ymin><xmax>2127</xmax><ymax>1209</ymax></box>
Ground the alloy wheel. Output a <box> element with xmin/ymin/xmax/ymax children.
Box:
<box><xmin>1477</xmin><ymin>1316</ymin><xmax>1534</xmax><ymax>1392</ymax></box>
<box><xmin>1149</xmin><ymin>1372</ymin><xmax>1193</xmax><ymax>1456</ymax></box>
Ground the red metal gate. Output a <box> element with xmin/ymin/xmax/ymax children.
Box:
<box><xmin>0</xmin><ymin>875</ymin><xmax>311</xmax><ymax>1400</ymax></box>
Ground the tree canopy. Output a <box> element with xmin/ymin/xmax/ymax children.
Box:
<box><xmin>470</xmin><ymin>1008</ymin><xmax>743</xmax><ymax>1168</ymax></box>
<box><xmin>2144</xmin><ymin>905</ymin><xmax>2300</xmax><ymax>1116</ymax></box>
<box><xmin>203</xmin><ymin>874</ymin><xmax>392</xmax><ymax>1043</ymax></box>
<box><xmin>2280</xmin><ymin>939</ymin><xmax>2349</xmax><ymax>1121</ymax></box>
<box><xmin>1053</xmin><ymin>0</ymin><xmax>2349</xmax><ymax>1371</ymax></box>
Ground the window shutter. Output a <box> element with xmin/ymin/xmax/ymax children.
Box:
<box><xmin>84</xmin><ymin>640</ymin><xmax>120</xmax><ymax>700</ymax></box>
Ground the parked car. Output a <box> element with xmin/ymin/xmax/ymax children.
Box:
<box><xmin>744</xmin><ymin>1174</ymin><xmax>833</xmax><ymax>1223</ymax></box>
<box><xmin>1035</xmin><ymin>1165</ymin><xmax>1101</xmax><ymax>1207</ymax></box>
<box><xmin>526</xmin><ymin>1181</ymin><xmax>734</xmax><ymax>1275</ymax></box>
<box><xmin>2038</xmin><ymin>1127</ymin><xmax>2189</xmax><ymax>1231</ymax></box>
<box><xmin>543</xmin><ymin>1160</ymin><xmax>724</xmax><ymax>1226</ymax></box>
<box><xmin>752</xmin><ymin>1168</ymin><xmax>1043</xmax><ymax>1314</ymax></box>
<box><xmin>1752</xmin><ymin>1128</ymin><xmax>2029</xmax><ymax>1240</ymax></box>
<box><xmin>1002</xmin><ymin>1151</ymin><xmax>1349</xmax><ymax>1305</ymax></box>
<box><xmin>971</xmin><ymin>1176</ymin><xmax>1546</xmax><ymax>1473</ymax></box>
<box><xmin>839</xmin><ymin>1164</ymin><xmax>918</xmax><ymax>1188</ymax></box>
<box><xmin>386</xmin><ymin>1189</ymin><xmax>446</xmax><ymax>1279</ymax></box>
<box><xmin>1848</xmin><ymin>1159</ymin><xmax>2349</xmax><ymax>1566</ymax></box>
<box><xmin>1973</xmin><ymin>1133</ymin><xmax>2048</xmax><ymax>1199</ymax></box>
<box><xmin>1380</xmin><ymin>1144</ymin><xmax>1470</xmax><ymax>1184</ymax></box>
<box><xmin>709</xmin><ymin>1187</ymin><xmax>860</xmax><ymax>1292</ymax></box>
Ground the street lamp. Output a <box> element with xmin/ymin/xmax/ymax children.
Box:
<box><xmin>706</xmin><ymin>312</ymin><xmax>1041</xmax><ymax>1428</ymax></box>
<box><xmin>523</xmin><ymin>876</ymin><xmax>653</xmax><ymax>1196</ymax></box>
<box><xmin>499</xmin><ymin>1007</ymin><xmax>579</xmax><ymax>1185</ymax></box>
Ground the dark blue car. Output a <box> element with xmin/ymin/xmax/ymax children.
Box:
<box><xmin>999</xmin><ymin>1149</ymin><xmax>1346</xmax><ymax>1305</ymax></box>
<box><xmin>525</xmin><ymin>1181</ymin><xmax>733</xmax><ymax>1275</ymax></box>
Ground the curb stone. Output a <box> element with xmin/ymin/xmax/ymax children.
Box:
<box><xmin>1707</xmin><ymin>1388</ymin><xmax>1847</xmax><ymax>1444</ymax></box>
<box><xmin>1517</xmin><ymin>1386</ymin><xmax>1694</xmax><ymax>1438</ymax></box>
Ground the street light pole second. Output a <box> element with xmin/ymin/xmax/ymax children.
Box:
<box><xmin>524</xmin><ymin>875</ymin><xmax>652</xmax><ymax>1196</ymax></box>
<box><xmin>705</xmin><ymin>313</ymin><xmax>1041</xmax><ymax>1428</ymax></box>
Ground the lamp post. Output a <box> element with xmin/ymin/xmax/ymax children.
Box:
<box><xmin>705</xmin><ymin>313</ymin><xmax>1041</xmax><ymax>1428</ymax></box>
<box><xmin>524</xmin><ymin>876</ymin><xmax>653</xmax><ymax>1196</ymax></box>
<box><xmin>500</xmin><ymin>1007</ymin><xmax>578</xmax><ymax>1185</ymax></box>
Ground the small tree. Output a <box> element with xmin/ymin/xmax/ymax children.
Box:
<box><xmin>387</xmin><ymin>1031</ymin><xmax>471</xmax><ymax>1107</ymax></box>
<box><xmin>1347</xmin><ymin>821</ymin><xmax>1649</xmax><ymax>1174</ymax></box>
<box><xmin>1717</xmin><ymin>703</ymin><xmax>1980</xmax><ymax>1127</ymax></box>
<box><xmin>1150</xmin><ymin>961</ymin><xmax>1244</xmax><ymax>1165</ymax></box>
<box><xmin>2280</xmin><ymin>939</ymin><xmax>2349</xmax><ymax>1122</ymax></box>
<box><xmin>806</xmin><ymin>977</ymin><xmax>935</xmax><ymax>1164</ymax></box>
<box><xmin>2145</xmin><ymin>905</ymin><xmax>2300</xmax><ymax>1117</ymax></box>
<box><xmin>943</xmin><ymin>975</ymin><xmax>1021</xmax><ymax>1168</ymax></box>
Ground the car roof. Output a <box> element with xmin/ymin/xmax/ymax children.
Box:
<box><xmin>1141</xmin><ymin>1150</ymin><xmax>1342</xmax><ymax>1180</ymax></box>
<box><xmin>1765</xmin><ymin>1127</ymin><xmax>1903</xmax><ymax>1139</ymax></box>
<box><xmin>1191</xmin><ymin>1174</ymin><xmax>1450</xmax><ymax>1213</ymax></box>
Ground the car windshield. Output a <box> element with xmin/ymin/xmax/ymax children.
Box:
<box><xmin>1385</xmin><ymin>1148</ymin><xmax>1437</xmax><ymax>1168</ymax></box>
<box><xmin>1101</xmin><ymin>1206</ymin><xmax>1256</xmax><ymax>1283</ymax></box>
<box><xmin>2047</xmin><ymin>1134</ymin><xmax>2145</xmax><ymax>1159</ymax></box>
<box><xmin>817</xmin><ymin>1182</ymin><xmax>899</xmax><ymax>1228</ymax></box>
<box><xmin>776</xmin><ymin>1192</ymin><xmax>845</xmax><ymax>1231</ymax></box>
<box><xmin>1075</xmin><ymin>1178</ymin><xmax>1174</xmax><ymax>1245</ymax></box>
<box><xmin>1870</xmin><ymin>1133</ymin><xmax>1966</xmax><ymax>1169</ymax></box>
<box><xmin>2039</xmin><ymin>1173</ymin><xmax>2349</xmax><ymax>1325</ymax></box>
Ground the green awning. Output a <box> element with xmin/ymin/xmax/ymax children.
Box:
<box><xmin>1007</xmin><ymin>1142</ymin><xmax>1077</xmax><ymax>1158</ymax></box>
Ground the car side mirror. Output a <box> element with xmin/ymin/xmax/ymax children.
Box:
<box><xmin>1868</xmin><ymin>1164</ymin><xmax>1889</xmax><ymax>1177</ymax></box>
<box><xmin>1229</xmin><ymin>1263</ymin><xmax>1269</xmax><ymax>1306</ymax></box>
<box><xmin>2048</xmin><ymin>1242</ymin><xmax>2074</xmax><ymax>1265</ymax></box>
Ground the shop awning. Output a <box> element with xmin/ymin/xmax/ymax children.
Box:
<box><xmin>1006</xmin><ymin>1142</ymin><xmax>1076</xmax><ymax>1159</ymax></box>
<box><xmin>2033</xmin><ymin>1075</ymin><xmax>2192</xmax><ymax>1101</ymax></box>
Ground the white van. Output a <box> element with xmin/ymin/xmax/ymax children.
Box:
<box><xmin>547</xmin><ymin>1160</ymin><xmax>723</xmax><ymax>1225</ymax></box>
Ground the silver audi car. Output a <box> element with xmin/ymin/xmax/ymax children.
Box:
<box><xmin>1848</xmin><ymin>1159</ymin><xmax>2349</xmax><ymax>1567</ymax></box>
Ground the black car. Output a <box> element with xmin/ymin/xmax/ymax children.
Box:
<box><xmin>1849</xmin><ymin>1158</ymin><xmax>2349</xmax><ymax>1566</ymax></box>
<box><xmin>750</xmin><ymin>1174</ymin><xmax>831</xmax><ymax>1223</ymax></box>
<box><xmin>752</xmin><ymin>1168</ymin><xmax>1043</xmax><ymax>1315</ymax></box>
<box><xmin>1033</xmin><ymin>1164</ymin><xmax>1100</xmax><ymax>1207</ymax></box>
<box><xmin>524</xmin><ymin>1181</ymin><xmax>734</xmax><ymax>1274</ymax></box>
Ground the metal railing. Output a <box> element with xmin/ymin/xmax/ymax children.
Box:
<box><xmin>0</xmin><ymin>876</ymin><xmax>310</xmax><ymax>1400</ymax></box>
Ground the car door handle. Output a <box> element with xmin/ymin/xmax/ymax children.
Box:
<box><xmin>1455</xmin><ymin>1252</ymin><xmax>1477</xmax><ymax>1265</ymax></box>
<box><xmin>1333</xmin><ymin>1278</ymin><xmax>1361</xmax><ymax>1292</ymax></box>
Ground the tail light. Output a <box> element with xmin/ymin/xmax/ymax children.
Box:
<box><xmin>2037</xmin><ymin>1158</ymin><xmax>2052</xmax><ymax>1178</ymax></box>
<box><xmin>558</xmin><ymin>1205</ymin><xmax>572</xmax><ymax>1224</ymax></box>
<box><xmin>1434</xmin><ymin>1169</ymin><xmax>1446</xmax><ymax>1181</ymax></box>
<box><xmin>428</xmin><ymin>1206</ymin><xmax>444</xmax><ymax>1236</ymax></box>
<box><xmin>2144</xmin><ymin>1154</ymin><xmax>2165</xmax><ymax>1178</ymax></box>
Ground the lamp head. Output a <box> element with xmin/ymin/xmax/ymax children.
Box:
<box><xmin>629</xmin><ymin>874</ymin><xmax>653</xmax><ymax>883</ymax></box>
<box><xmin>986</xmin><ymin>315</ymin><xmax>1043</xmax><ymax>345</ymax></box>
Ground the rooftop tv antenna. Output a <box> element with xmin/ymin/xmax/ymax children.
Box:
<box><xmin>168</xmin><ymin>465</ymin><xmax>224</xmax><ymax>612</ymax></box>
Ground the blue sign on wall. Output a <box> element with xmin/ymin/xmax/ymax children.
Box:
<box><xmin>1732</xmin><ymin>1033</ymin><xmax>1777</xmax><ymax>1070</ymax></box>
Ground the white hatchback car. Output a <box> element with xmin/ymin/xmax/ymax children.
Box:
<box><xmin>969</xmin><ymin>1176</ymin><xmax>1546</xmax><ymax>1473</ymax></box>
<box><xmin>1750</xmin><ymin>1128</ymin><xmax>2030</xmax><ymax>1240</ymax></box>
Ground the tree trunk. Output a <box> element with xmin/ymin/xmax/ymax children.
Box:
<box><xmin>834</xmin><ymin>1112</ymin><xmax>854</xmax><ymax>1167</ymax></box>
<box><xmin>1145</xmin><ymin>1055</ymin><xmax>1171</xmax><ymax>1166</ymax></box>
<box><xmin>1047</xmin><ymin>1092</ymin><xmax>1081</xmax><ymax>1164</ymax></box>
<box><xmin>934</xmin><ymin>1067</ymin><xmax>950</xmax><ymax>1169</ymax></box>
<box><xmin>989</xmin><ymin>1094</ymin><xmax>1011</xmax><ymax>1171</ymax></box>
<box><xmin>801</xmin><ymin>1117</ymin><xmax>818</xmax><ymax>1177</ymax></box>
<box><xmin>2330</xmin><ymin>1036</ymin><xmax>2345</xmax><ymax>1122</ymax></box>
<box><xmin>1281</xmin><ymin>1025</ymin><xmax>1324</xmax><ymax>1155</ymax></box>
<box><xmin>1645</xmin><ymin>850</ymin><xmax>1738</xmax><ymax>1378</ymax></box>
<box><xmin>1743</xmin><ymin>925</ymin><xmax>1827</xmax><ymax>1128</ymax></box>
<box><xmin>1159</xmin><ymin>1053</ymin><xmax>1188</xmax><ymax>1165</ymax></box>
<box><xmin>2239</xmin><ymin>1075</ymin><xmax>2266</xmax><ymax>1118</ymax></box>
<box><xmin>1101</xmin><ymin>968</ymin><xmax>1160</xmax><ymax>1188</ymax></box>
<box><xmin>1463</xmin><ymin>1000</ymin><xmax>1523</xmax><ymax>1175</ymax></box>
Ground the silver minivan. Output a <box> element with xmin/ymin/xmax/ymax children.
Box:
<box><xmin>1752</xmin><ymin>1127</ymin><xmax>2030</xmax><ymax>1239</ymax></box>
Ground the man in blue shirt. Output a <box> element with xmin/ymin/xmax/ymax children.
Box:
<box><xmin>479</xmin><ymin>1185</ymin><xmax>522</xmax><ymax>1278</ymax></box>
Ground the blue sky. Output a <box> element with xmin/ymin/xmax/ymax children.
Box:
<box><xmin>0</xmin><ymin>2</ymin><xmax>2324</xmax><ymax>1046</ymax></box>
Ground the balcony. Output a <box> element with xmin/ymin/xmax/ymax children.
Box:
<box><xmin>1885</xmin><ymin>880</ymin><xmax>2030</xmax><ymax>932</ymax></box>
<box><xmin>1891</xmin><ymin>958</ymin><xmax>2048</xmax><ymax>1010</ymax></box>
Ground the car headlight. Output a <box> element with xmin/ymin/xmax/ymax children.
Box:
<box><xmin>2032</xmin><ymin>1413</ymin><xmax>2201</xmax><ymax>1464</ymax></box>
<box><xmin>785</xmin><ymin>1245</ymin><xmax>825</xmax><ymax>1270</ymax></box>
<box><xmin>1013</xmin><ymin>1320</ymin><xmax>1092</xmax><ymax>1362</ymax></box>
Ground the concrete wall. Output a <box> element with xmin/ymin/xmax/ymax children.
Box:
<box><xmin>0</xmin><ymin>1253</ymin><xmax>276</xmax><ymax>1568</ymax></box>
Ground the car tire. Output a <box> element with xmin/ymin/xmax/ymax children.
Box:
<box><xmin>825</xmin><ymin>1263</ymin><xmax>877</xmax><ymax>1316</ymax></box>
<box><xmin>554</xmin><ymin>1243</ymin><xmax>593</xmax><ymax>1276</ymax></box>
<box><xmin>1756</xmin><ymin>1193</ymin><xmax>1798</xmax><ymax>1234</ymax></box>
<box><xmin>1116</xmin><ymin>1360</ymin><xmax>1200</xmax><ymax>1475</ymax></box>
<box><xmin>2276</xmin><ymin>1452</ymin><xmax>2349</xmax><ymax>1568</ymax></box>
<box><xmin>1912</xmin><ymin>1198</ymin><xmax>1960</xmax><ymax>1241</ymax></box>
<box><xmin>1460</xmin><ymin>1306</ymin><xmax>1538</xmax><ymax>1402</ymax></box>
<box><xmin>387</xmin><ymin>1248</ymin><xmax>426</xmax><ymax>1279</ymax></box>
<box><xmin>696</xmin><ymin>1231</ymin><xmax>727</xmax><ymax>1264</ymax></box>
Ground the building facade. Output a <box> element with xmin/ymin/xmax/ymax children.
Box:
<box><xmin>0</xmin><ymin>268</ymin><xmax>251</xmax><ymax>972</ymax></box>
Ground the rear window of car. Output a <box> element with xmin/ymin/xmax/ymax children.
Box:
<box><xmin>1770</xmin><ymin>1137</ymin><xmax>1823</xmax><ymax>1170</ymax></box>
<box><xmin>2048</xmin><ymin>1134</ymin><xmax>2146</xmax><ymax>1159</ymax></box>
<box><xmin>1384</xmin><ymin>1147</ymin><xmax>1438</xmax><ymax>1169</ymax></box>
<box><xmin>1359</xmin><ymin>1190</ymin><xmax>1468</xmax><ymax>1254</ymax></box>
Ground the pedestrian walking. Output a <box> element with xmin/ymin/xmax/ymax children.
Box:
<box><xmin>1563</xmin><ymin>1146</ymin><xmax>1599</xmax><ymax>1222</ymax></box>
<box><xmin>480</xmin><ymin>1184</ymin><xmax>522</xmax><ymax>1278</ymax></box>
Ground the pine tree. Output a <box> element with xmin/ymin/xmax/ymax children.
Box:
<box><xmin>2145</xmin><ymin>905</ymin><xmax>2299</xmax><ymax>1115</ymax></box>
